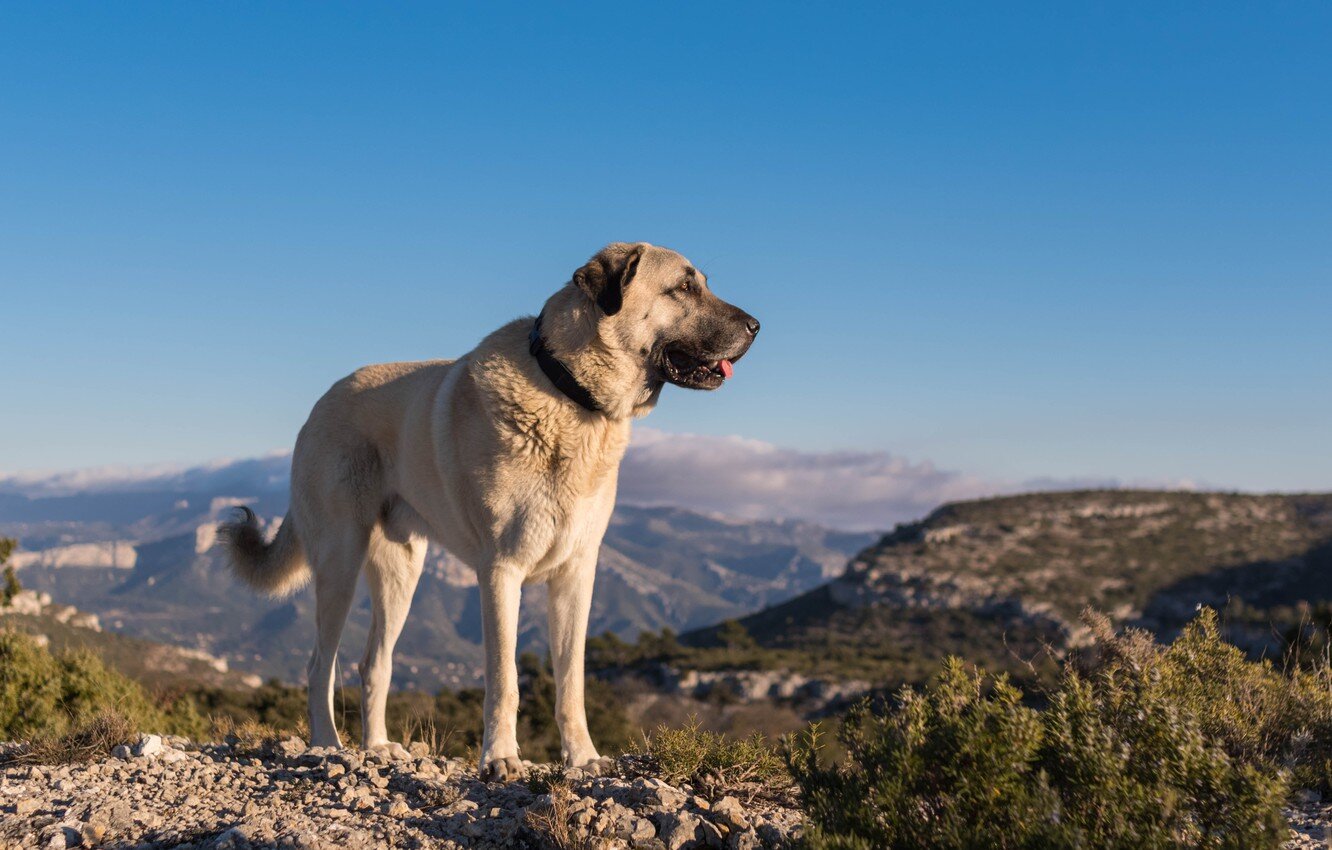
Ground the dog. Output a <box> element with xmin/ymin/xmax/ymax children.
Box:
<box><xmin>218</xmin><ymin>242</ymin><xmax>759</xmax><ymax>780</ymax></box>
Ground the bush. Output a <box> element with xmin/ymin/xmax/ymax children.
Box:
<box><xmin>1</xmin><ymin>538</ymin><xmax>18</xmax><ymax>607</ymax></box>
<box><xmin>1089</xmin><ymin>608</ymin><xmax>1332</xmax><ymax>792</ymax></box>
<box><xmin>0</xmin><ymin>630</ymin><xmax>184</xmax><ymax>757</ymax></box>
<box><xmin>642</xmin><ymin>717</ymin><xmax>784</xmax><ymax>787</ymax></box>
<box><xmin>788</xmin><ymin>611</ymin><xmax>1293</xmax><ymax>850</ymax></box>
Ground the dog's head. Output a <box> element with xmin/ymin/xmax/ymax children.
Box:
<box><xmin>573</xmin><ymin>242</ymin><xmax>759</xmax><ymax>391</ymax></box>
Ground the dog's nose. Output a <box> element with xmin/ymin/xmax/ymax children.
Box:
<box><xmin>745</xmin><ymin>317</ymin><xmax>761</xmax><ymax>337</ymax></box>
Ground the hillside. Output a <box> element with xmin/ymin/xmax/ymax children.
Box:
<box><xmin>680</xmin><ymin>490</ymin><xmax>1332</xmax><ymax>687</ymax></box>
<box><xmin>0</xmin><ymin>589</ymin><xmax>259</xmax><ymax>692</ymax></box>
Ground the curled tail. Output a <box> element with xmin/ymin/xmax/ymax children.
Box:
<box><xmin>217</xmin><ymin>506</ymin><xmax>309</xmax><ymax>597</ymax></box>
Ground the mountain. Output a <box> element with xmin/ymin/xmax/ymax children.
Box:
<box><xmin>683</xmin><ymin>490</ymin><xmax>1332</xmax><ymax>686</ymax></box>
<box><xmin>0</xmin><ymin>473</ymin><xmax>874</xmax><ymax>690</ymax></box>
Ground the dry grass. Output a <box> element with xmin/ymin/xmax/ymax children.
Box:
<box><xmin>209</xmin><ymin>714</ymin><xmax>300</xmax><ymax>755</ymax></box>
<box><xmin>523</xmin><ymin>775</ymin><xmax>600</xmax><ymax>850</ymax></box>
<box><xmin>402</xmin><ymin>710</ymin><xmax>451</xmax><ymax>757</ymax></box>
<box><xmin>5</xmin><ymin>710</ymin><xmax>137</xmax><ymax>765</ymax></box>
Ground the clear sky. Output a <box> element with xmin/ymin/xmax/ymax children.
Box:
<box><xmin>2</xmin><ymin>3</ymin><xmax>1329</xmax><ymax>492</ymax></box>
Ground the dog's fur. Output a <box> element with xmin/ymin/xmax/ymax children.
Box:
<box><xmin>218</xmin><ymin>243</ymin><xmax>758</xmax><ymax>780</ymax></box>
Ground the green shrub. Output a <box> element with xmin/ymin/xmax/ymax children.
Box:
<box><xmin>642</xmin><ymin>717</ymin><xmax>784</xmax><ymax>787</ymax></box>
<box><xmin>0</xmin><ymin>538</ymin><xmax>18</xmax><ymax>607</ymax></box>
<box><xmin>788</xmin><ymin>612</ymin><xmax>1292</xmax><ymax>850</ymax></box>
<box><xmin>1090</xmin><ymin>608</ymin><xmax>1332</xmax><ymax>792</ymax></box>
<box><xmin>789</xmin><ymin>663</ymin><xmax>1071</xmax><ymax>849</ymax></box>
<box><xmin>0</xmin><ymin>630</ymin><xmax>181</xmax><ymax>753</ymax></box>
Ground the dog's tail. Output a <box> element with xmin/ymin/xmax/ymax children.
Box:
<box><xmin>217</xmin><ymin>506</ymin><xmax>309</xmax><ymax>597</ymax></box>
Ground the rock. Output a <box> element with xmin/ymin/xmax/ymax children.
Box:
<box><xmin>328</xmin><ymin>751</ymin><xmax>363</xmax><ymax>772</ymax></box>
<box><xmin>629</xmin><ymin>816</ymin><xmax>657</xmax><ymax>843</ymax></box>
<box><xmin>728</xmin><ymin>830</ymin><xmax>762</xmax><ymax>850</ymax></box>
<box><xmin>133</xmin><ymin>734</ymin><xmax>163</xmax><ymax>757</ymax></box>
<box><xmin>757</xmin><ymin>822</ymin><xmax>787</xmax><ymax>846</ymax></box>
<box><xmin>700</xmin><ymin>818</ymin><xmax>725</xmax><ymax>848</ymax></box>
<box><xmin>15</xmin><ymin>798</ymin><xmax>41</xmax><ymax>816</ymax></box>
<box><xmin>712</xmin><ymin>796</ymin><xmax>749</xmax><ymax>831</ymax></box>
<box><xmin>657</xmin><ymin>811</ymin><xmax>702</xmax><ymax>850</ymax></box>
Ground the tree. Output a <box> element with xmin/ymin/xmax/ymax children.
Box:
<box><xmin>0</xmin><ymin>538</ymin><xmax>19</xmax><ymax>607</ymax></box>
<box><xmin>717</xmin><ymin>618</ymin><xmax>757</xmax><ymax>652</ymax></box>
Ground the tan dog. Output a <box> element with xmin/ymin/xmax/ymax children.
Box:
<box><xmin>218</xmin><ymin>243</ymin><xmax>759</xmax><ymax>780</ymax></box>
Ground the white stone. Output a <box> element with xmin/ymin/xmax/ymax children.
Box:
<box><xmin>134</xmin><ymin>735</ymin><xmax>164</xmax><ymax>758</ymax></box>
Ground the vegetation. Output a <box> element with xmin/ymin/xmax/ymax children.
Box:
<box><xmin>1</xmin><ymin>537</ymin><xmax>18</xmax><ymax>606</ymax></box>
<box><xmin>0</xmin><ymin>630</ymin><xmax>180</xmax><ymax>743</ymax></box>
<box><xmin>589</xmin><ymin>603</ymin><xmax>1062</xmax><ymax>693</ymax></box>
<box><xmin>17</xmin><ymin>710</ymin><xmax>140</xmax><ymax>765</ymax></box>
<box><xmin>524</xmin><ymin>772</ymin><xmax>595</xmax><ymax>850</ymax></box>
<box><xmin>641</xmin><ymin>717</ymin><xmax>784</xmax><ymax>788</ymax></box>
<box><xmin>0</xmin><ymin>629</ymin><xmax>199</xmax><ymax>762</ymax></box>
<box><xmin>593</xmin><ymin>492</ymin><xmax>1332</xmax><ymax>700</ymax></box>
<box><xmin>786</xmin><ymin>608</ymin><xmax>1332</xmax><ymax>850</ymax></box>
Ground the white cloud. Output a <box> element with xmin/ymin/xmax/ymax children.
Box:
<box><xmin>618</xmin><ymin>429</ymin><xmax>1005</xmax><ymax>531</ymax></box>
<box><xmin>0</xmin><ymin>452</ymin><xmax>292</xmax><ymax>497</ymax></box>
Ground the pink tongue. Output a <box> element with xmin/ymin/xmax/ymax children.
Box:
<box><xmin>719</xmin><ymin>359</ymin><xmax>734</xmax><ymax>379</ymax></box>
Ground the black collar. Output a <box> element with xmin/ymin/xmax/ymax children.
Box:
<box><xmin>528</xmin><ymin>313</ymin><xmax>603</xmax><ymax>413</ymax></box>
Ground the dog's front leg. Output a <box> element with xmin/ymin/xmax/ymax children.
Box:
<box><xmin>547</xmin><ymin>553</ymin><xmax>612</xmax><ymax>774</ymax></box>
<box><xmin>478</xmin><ymin>562</ymin><xmax>524</xmax><ymax>781</ymax></box>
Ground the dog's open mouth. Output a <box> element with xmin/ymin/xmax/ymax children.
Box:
<box><xmin>660</xmin><ymin>347</ymin><xmax>734</xmax><ymax>390</ymax></box>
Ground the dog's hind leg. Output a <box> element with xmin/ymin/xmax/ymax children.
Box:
<box><xmin>360</xmin><ymin>522</ymin><xmax>426</xmax><ymax>751</ymax></box>
<box><xmin>305</xmin><ymin>527</ymin><xmax>368</xmax><ymax>749</ymax></box>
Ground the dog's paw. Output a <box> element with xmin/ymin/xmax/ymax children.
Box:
<box><xmin>565</xmin><ymin>755</ymin><xmax>616</xmax><ymax>779</ymax></box>
<box><xmin>480</xmin><ymin>755</ymin><xmax>525</xmax><ymax>783</ymax></box>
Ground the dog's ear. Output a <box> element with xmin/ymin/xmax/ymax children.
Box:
<box><xmin>573</xmin><ymin>243</ymin><xmax>643</xmax><ymax>316</ymax></box>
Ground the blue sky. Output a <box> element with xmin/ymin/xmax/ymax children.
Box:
<box><xmin>2</xmin><ymin>3</ymin><xmax>1329</xmax><ymax>493</ymax></box>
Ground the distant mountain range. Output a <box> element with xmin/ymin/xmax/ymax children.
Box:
<box><xmin>0</xmin><ymin>456</ymin><xmax>874</xmax><ymax>690</ymax></box>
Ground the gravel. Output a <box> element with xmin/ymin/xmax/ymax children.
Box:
<box><xmin>4</xmin><ymin>733</ymin><xmax>1326</xmax><ymax>848</ymax></box>
<box><xmin>0</xmin><ymin>735</ymin><xmax>803</xmax><ymax>849</ymax></box>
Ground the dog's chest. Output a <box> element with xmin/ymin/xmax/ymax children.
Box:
<box><xmin>499</xmin><ymin>419</ymin><xmax>629</xmax><ymax>573</ymax></box>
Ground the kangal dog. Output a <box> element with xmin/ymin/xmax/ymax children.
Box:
<box><xmin>219</xmin><ymin>243</ymin><xmax>759</xmax><ymax>780</ymax></box>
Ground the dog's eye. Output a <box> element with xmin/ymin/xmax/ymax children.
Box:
<box><xmin>678</xmin><ymin>280</ymin><xmax>691</xmax><ymax>294</ymax></box>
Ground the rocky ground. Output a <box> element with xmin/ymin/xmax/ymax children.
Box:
<box><xmin>1282</xmin><ymin>796</ymin><xmax>1332</xmax><ymax>850</ymax></box>
<box><xmin>3</xmin><ymin>733</ymin><xmax>1329</xmax><ymax>849</ymax></box>
<box><xmin>0</xmin><ymin>735</ymin><xmax>801</xmax><ymax>849</ymax></box>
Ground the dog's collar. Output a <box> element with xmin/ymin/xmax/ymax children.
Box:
<box><xmin>528</xmin><ymin>313</ymin><xmax>603</xmax><ymax>414</ymax></box>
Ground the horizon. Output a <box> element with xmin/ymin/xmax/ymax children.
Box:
<box><xmin>4</xmin><ymin>429</ymin><xmax>1319</xmax><ymax>536</ymax></box>
<box><xmin>3</xmin><ymin>3</ymin><xmax>1329</xmax><ymax>495</ymax></box>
